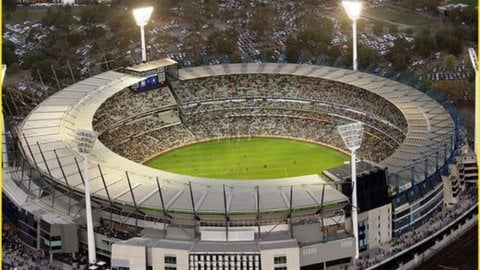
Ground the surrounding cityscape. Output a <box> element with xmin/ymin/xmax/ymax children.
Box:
<box><xmin>3</xmin><ymin>0</ymin><xmax>477</xmax><ymax>103</ymax></box>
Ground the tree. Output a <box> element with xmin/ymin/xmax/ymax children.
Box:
<box><xmin>386</xmin><ymin>38</ymin><xmax>411</xmax><ymax>71</ymax></box>
<box><xmin>2</xmin><ymin>40</ymin><xmax>17</xmax><ymax>66</ymax></box>
<box><xmin>389</xmin><ymin>24</ymin><xmax>398</xmax><ymax>35</ymax></box>
<box><xmin>249</xmin><ymin>5</ymin><xmax>276</xmax><ymax>35</ymax></box>
<box><xmin>68</xmin><ymin>30</ymin><xmax>86</xmax><ymax>47</ymax></box>
<box><xmin>31</xmin><ymin>59</ymin><xmax>58</xmax><ymax>83</ymax></box>
<box><xmin>285</xmin><ymin>35</ymin><xmax>300</xmax><ymax>63</ymax></box>
<box><xmin>23</xmin><ymin>51</ymin><xmax>48</xmax><ymax>69</ymax></box>
<box><xmin>373</xmin><ymin>21</ymin><xmax>383</xmax><ymax>35</ymax></box>
<box><xmin>443</xmin><ymin>36</ymin><xmax>462</xmax><ymax>56</ymax></box>
<box><xmin>357</xmin><ymin>20</ymin><xmax>366</xmax><ymax>32</ymax></box>
<box><xmin>415</xmin><ymin>32</ymin><xmax>437</xmax><ymax>58</ymax></box>
<box><xmin>3</xmin><ymin>0</ymin><xmax>16</xmax><ymax>12</ymax></box>
<box><xmin>41</xmin><ymin>7</ymin><xmax>74</xmax><ymax>32</ymax></box>
<box><xmin>443</xmin><ymin>55</ymin><xmax>457</xmax><ymax>71</ymax></box>
<box><xmin>358</xmin><ymin>46</ymin><xmax>380</xmax><ymax>68</ymax></box>
<box><xmin>79</xmin><ymin>6</ymin><xmax>106</xmax><ymax>24</ymax></box>
<box><xmin>87</xmin><ymin>25</ymin><xmax>106</xmax><ymax>39</ymax></box>
<box><xmin>391</xmin><ymin>54</ymin><xmax>409</xmax><ymax>71</ymax></box>
<box><xmin>210</xmin><ymin>31</ymin><xmax>236</xmax><ymax>55</ymax></box>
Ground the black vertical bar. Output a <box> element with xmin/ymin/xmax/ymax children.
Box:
<box><xmin>125</xmin><ymin>171</ymin><xmax>139</xmax><ymax>229</ymax></box>
<box><xmin>53</xmin><ymin>150</ymin><xmax>71</xmax><ymax>190</ymax></box>
<box><xmin>424</xmin><ymin>158</ymin><xmax>429</xmax><ymax>180</ymax></box>
<box><xmin>411</xmin><ymin>166</ymin><xmax>415</xmax><ymax>187</ymax></box>
<box><xmin>98</xmin><ymin>164</ymin><xmax>113</xmax><ymax>205</ymax></box>
<box><xmin>22</xmin><ymin>134</ymin><xmax>43</xmax><ymax>195</ymax></box>
<box><xmin>12</xmin><ymin>128</ymin><xmax>28</xmax><ymax>187</ymax></box>
<box><xmin>54</xmin><ymin>149</ymin><xmax>72</xmax><ymax>215</ymax></box>
<box><xmin>223</xmin><ymin>184</ymin><xmax>229</xmax><ymax>241</ymax></box>
<box><xmin>74</xmin><ymin>156</ymin><xmax>85</xmax><ymax>186</ymax></box>
<box><xmin>125</xmin><ymin>171</ymin><xmax>138</xmax><ymax>210</ymax></box>
<box><xmin>256</xmin><ymin>185</ymin><xmax>261</xmax><ymax>240</ymax></box>
<box><xmin>189</xmin><ymin>181</ymin><xmax>197</xmax><ymax>217</ymax></box>
<box><xmin>288</xmin><ymin>185</ymin><xmax>293</xmax><ymax>238</ymax></box>
<box><xmin>36</xmin><ymin>142</ymin><xmax>51</xmax><ymax>175</ymax></box>
<box><xmin>156</xmin><ymin>177</ymin><xmax>170</xmax><ymax>234</ymax></box>
<box><xmin>20</xmin><ymin>157</ymin><xmax>26</xmax><ymax>188</ymax></box>
<box><xmin>444</xmin><ymin>144</ymin><xmax>448</xmax><ymax>163</ymax></box>
<box><xmin>36</xmin><ymin>142</ymin><xmax>55</xmax><ymax>207</ymax></box>
<box><xmin>189</xmin><ymin>181</ymin><xmax>199</xmax><ymax>239</ymax></box>
<box><xmin>320</xmin><ymin>184</ymin><xmax>326</xmax><ymax>239</ymax></box>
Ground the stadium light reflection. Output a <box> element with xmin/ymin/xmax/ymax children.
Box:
<box><xmin>342</xmin><ymin>0</ymin><xmax>362</xmax><ymax>71</ymax></box>
<box><xmin>76</xmin><ymin>129</ymin><xmax>98</xmax><ymax>266</ymax></box>
<box><xmin>133</xmin><ymin>6</ymin><xmax>154</xmax><ymax>62</ymax></box>
<box><xmin>338</xmin><ymin>122</ymin><xmax>363</xmax><ymax>260</ymax></box>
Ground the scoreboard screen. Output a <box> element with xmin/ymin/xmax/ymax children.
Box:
<box><xmin>131</xmin><ymin>73</ymin><xmax>165</xmax><ymax>92</ymax></box>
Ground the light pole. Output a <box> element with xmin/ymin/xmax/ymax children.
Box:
<box><xmin>468</xmin><ymin>48</ymin><xmax>478</xmax><ymax>153</ymax></box>
<box><xmin>337</xmin><ymin>122</ymin><xmax>363</xmax><ymax>260</ymax></box>
<box><xmin>133</xmin><ymin>6</ymin><xmax>154</xmax><ymax>63</ymax></box>
<box><xmin>76</xmin><ymin>129</ymin><xmax>98</xmax><ymax>266</ymax></box>
<box><xmin>342</xmin><ymin>0</ymin><xmax>362</xmax><ymax>71</ymax></box>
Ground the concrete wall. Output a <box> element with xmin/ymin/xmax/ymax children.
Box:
<box><xmin>152</xmin><ymin>247</ymin><xmax>189</xmax><ymax>270</ymax></box>
<box><xmin>111</xmin><ymin>244</ymin><xmax>146</xmax><ymax>270</ymax></box>
<box><xmin>261</xmin><ymin>246</ymin><xmax>300</xmax><ymax>270</ymax></box>
<box><xmin>46</xmin><ymin>223</ymin><xmax>78</xmax><ymax>254</ymax></box>
<box><xmin>367</xmin><ymin>204</ymin><xmax>392</xmax><ymax>248</ymax></box>
<box><xmin>300</xmin><ymin>237</ymin><xmax>354</xmax><ymax>267</ymax></box>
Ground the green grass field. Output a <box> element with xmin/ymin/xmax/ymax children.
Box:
<box><xmin>145</xmin><ymin>137</ymin><xmax>349</xmax><ymax>179</ymax></box>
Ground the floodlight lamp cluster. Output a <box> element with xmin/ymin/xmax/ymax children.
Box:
<box><xmin>133</xmin><ymin>6</ymin><xmax>154</xmax><ymax>26</ymax></box>
<box><xmin>76</xmin><ymin>129</ymin><xmax>98</xmax><ymax>154</ymax></box>
<box><xmin>342</xmin><ymin>0</ymin><xmax>363</xmax><ymax>21</ymax></box>
<box><xmin>468</xmin><ymin>48</ymin><xmax>478</xmax><ymax>74</ymax></box>
<box><xmin>337</xmin><ymin>122</ymin><xmax>364</xmax><ymax>151</ymax></box>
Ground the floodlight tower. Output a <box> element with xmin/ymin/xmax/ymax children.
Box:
<box><xmin>133</xmin><ymin>6</ymin><xmax>154</xmax><ymax>63</ymax></box>
<box><xmin>337</xmin><ymin>122</ymin><xmax>363</xmax><ymax>259</ymax></box>
<box><xmin>76</xmin><ymin>129</ymin><xmax>98</xmax><ymax>266</ymax></box>
<box><xmin>342</xmin><ymin>0</ymin><xmax>363</xmax><ymax>71</ymax></box>
<box><xmin>468</xmin><ymin>48</ymin><xmax>478</xmax><ymax>153</ymax></box>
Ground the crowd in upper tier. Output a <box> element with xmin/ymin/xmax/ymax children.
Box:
<box><xmin>92</xmin><ymin>74</ymin><xmax>408</xmax><ymax>164</ymax></box>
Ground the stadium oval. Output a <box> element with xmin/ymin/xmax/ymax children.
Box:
<box><xmin>19</xmin><ymin>63</ymin><xmax>455</xmax><ymax>222</ymax></box>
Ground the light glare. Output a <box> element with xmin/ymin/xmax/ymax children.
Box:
<box><xmin>133</xmin><ymin>6</ymin><xmax>154</xmax><ymax>26</ymax></box>
<box><xmin>342</xmin><ymin>0</ymin><xmax>362</xmax><ymax>21</ymax></box>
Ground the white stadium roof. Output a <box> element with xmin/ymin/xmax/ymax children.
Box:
<box><xmin>19</xmin><ymin>63</ymin><xmax>455</xmax><ymax>213</ymax></box>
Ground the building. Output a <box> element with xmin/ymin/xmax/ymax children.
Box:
<box><xmin>2</xmin><ymin>62</ymin><xmax>471</xmax><ymax>270</ymax></box>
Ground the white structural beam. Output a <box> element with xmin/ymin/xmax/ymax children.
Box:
<box><xmin>338</xmin><ymin>122</ymin><xmax>364</xmax><ymax>260</ymax></box>
<box><xmin>468</xmin><ymin>48</ymin><xmax>478</xmax><ymax>154</ymax></box>
<box><xmin>76</xmin><ymin>129</ymin><xmax>98</xmax><ymax>266</ymax></box>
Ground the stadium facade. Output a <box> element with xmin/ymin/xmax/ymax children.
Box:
<box><xmin>2</xmin><ymin>61</ymin><xmax>477</xmax><ymax>270</ymax></box>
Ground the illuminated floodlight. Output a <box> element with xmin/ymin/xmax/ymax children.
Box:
<box><xmin>133</xmin><ymin>6</ymin><xmax>154</xmax><ymax>62</ymax></box>
<box><xmin>342</xmin><ymin>0</ymin><xmax>362</xmax><ymax>71</ymax></box>
<box><xmin>342</xmin><ymin>0</ymin><xmax>363</xmax><ymax>21</ymax></box>
<box><xmin>133</xmin><ymin>6</ymin><xmax>154</xmax><ymax>26</ymax></box>
<box><xmin>338</xmin><ymin>122</ymin><xmax>363</xmax><ymax>151</ymax></box>
<box><xmin>337</xmin><ymin>122</ymin><xmax>363</xmax><ymax>260</ymax></box>
<box><xmin>75</xmin><ymin>129</ymin><xmax>98</xmax><ymax>266</ymax></box>
<box><xmin>76</xmin><ymin>129</ymin><xmax>98</xmax><ymax>154</ymax></box>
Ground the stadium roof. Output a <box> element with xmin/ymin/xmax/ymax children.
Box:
<box><xmin>19</xmin><ymin>63</ymin><xmax>454</xmax><ymax>214</ymax></box>
<box><xmin>125</xmin><ymin>58</ymin><xmax>178</xmax><ymax>74</ymax></box>
<box><xmin>323</xmin><ymin>160</ymin><xmax>382</xmax><ymax>182</ymax></box>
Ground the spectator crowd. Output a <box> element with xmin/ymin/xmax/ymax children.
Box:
<box><xmin>93</xmin><ymin>74</ymin><xmax>409</xmax><ymax>164</ymax></box>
